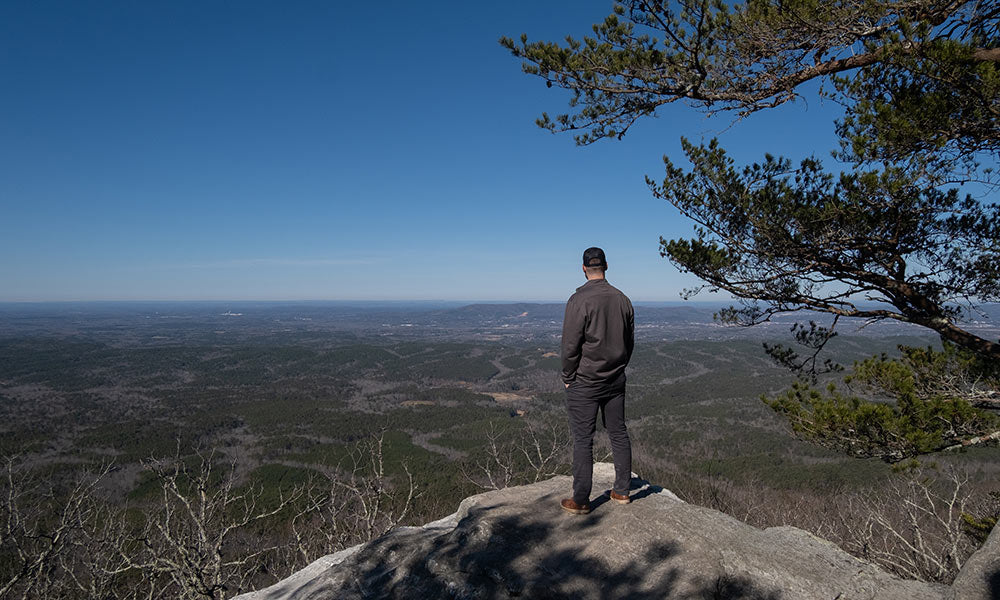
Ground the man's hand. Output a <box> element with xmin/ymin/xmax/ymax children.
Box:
<box><xmin>564</xmin><ymin>382</ymin><xmax>570</xmax><ymax>388</ymax></box>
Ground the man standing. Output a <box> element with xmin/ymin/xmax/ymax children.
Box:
<box><xmin>560</xmin><ymin>247</ymin><xmax>635</xmax><ymax>514</ymax></box>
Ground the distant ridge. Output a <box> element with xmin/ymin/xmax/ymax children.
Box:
<box><xmin>0</xmin><ymin>301</ymin><xmax>995</xmax><ymax>341</ymax></box>
<box><xmin>436</xmin><ymin>303</ymin><xmax>720</xmax><ymax>324</ymax></box>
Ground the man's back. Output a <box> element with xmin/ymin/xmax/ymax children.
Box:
<box><xmin>558</xmin><ymin>246</ymin><xmax>635</xmax><ymax>514</ymax></box>
<box><xmin>561</xmin><ymin>278</ymin><xmax>635</xmax><ymax>385</ymax></box>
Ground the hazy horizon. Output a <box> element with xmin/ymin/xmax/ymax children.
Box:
<box><xmin>0</xmin><ymin>298</ymin><xmax>728</xmax><ymax>307</ymax></box>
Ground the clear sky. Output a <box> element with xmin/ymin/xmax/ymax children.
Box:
<box><xmin>1</xmin><ymin>1</ymin><xmax>843</xmax><ymax>302</ymax></box>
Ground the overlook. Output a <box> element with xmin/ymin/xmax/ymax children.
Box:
<box><xmin>236</xmin><ymin>463</ymin><xmax>999</xmax><ymax>600</ymax></box>
<box><xmin>4</xmin><ymin>0</ymin><xmax>1000</xmax><ymax>597</ymax></box>
<box><xmin>1</xmin><ymin>302</ymin><xmax>997</xmax><ymax>598</ymax></box>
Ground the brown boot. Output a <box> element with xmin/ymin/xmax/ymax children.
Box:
<box><xmin>560</xmin><ymin>498</ymin><xmax>590</xmax><ymax>514</ymax></box>
<box><xmin>609</xmin><ymin>490</ymin><xmax>630</xmax><ymax>504</ymax></box>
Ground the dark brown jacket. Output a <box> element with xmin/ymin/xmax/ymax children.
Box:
<box><xmin>561</xmin><ymin>278</ymin><xmax>634</xmax><ymax>385</ymax></box>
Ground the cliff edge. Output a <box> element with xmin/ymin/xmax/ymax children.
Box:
<box><xmin>236</xmin><ymin>462</ymin><xmax>999</xmax><ymax>600</ymax></box>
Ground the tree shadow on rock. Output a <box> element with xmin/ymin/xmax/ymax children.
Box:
<box><xmin>333</xmin><ymin>503</ymin><xmax>786</xmax><ymax>599</ymax></box>
<box><xmin>701</xmin><ymin>575</ymin><xmax>783</xmax><ymax>600</ymax></box>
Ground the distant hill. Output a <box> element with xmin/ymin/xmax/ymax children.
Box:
<box><xmin>435</xmin><ymin>303</ymin><xmax>720</xmax><ymax>324</ymax></box>
<box><xmin>0</xmin><ymin>301</ymin><xmax>995</xmax><ymax>341</ymax></box>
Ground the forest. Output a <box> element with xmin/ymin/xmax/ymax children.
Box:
<box><xmin>0</xmin><ymin>302</ymin><xmax>997</xmax><ymax>598</ymax></box>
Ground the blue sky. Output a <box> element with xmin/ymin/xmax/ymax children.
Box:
<box><xmin>1</xmin><ymin>1</ymin><xmax>842</xmax><ymax>302</ymax></box>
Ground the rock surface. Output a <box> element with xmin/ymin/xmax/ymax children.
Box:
<box><xmin>237</xmin><ymin>463</ymin><xmax>996</xmax><ymax>600</ymax></box>
<box><xmin>947</xmin><ymin>522</ymin><xmax>1000</xmax><ymax>600</ymax></box>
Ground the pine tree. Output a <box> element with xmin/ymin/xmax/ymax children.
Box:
<box><xmin>504</xmin><ymin>0</ymin><xmax>1000</xmax><ymax>458</ymax></box>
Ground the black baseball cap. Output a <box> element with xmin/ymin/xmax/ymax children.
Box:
<box><xmin>582</xmin><ymin>247</ymin><xmax>607</xmax><ymax>268</ymax></box>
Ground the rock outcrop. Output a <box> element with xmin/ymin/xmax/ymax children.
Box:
<box><xmin>949</xmin><ymin>519</ymin><xmax>1000</xmax><ymax>600</ymax></box>
<box><xmin>237</xmin><ymin>463</ymin><xmax>999</xmax><ymax>600</ymax></box>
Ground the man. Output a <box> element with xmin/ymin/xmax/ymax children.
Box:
<box><xmin>560</xmin><ymin>247</ymin><xmax>635</xmax><ymax>515</ymax></box>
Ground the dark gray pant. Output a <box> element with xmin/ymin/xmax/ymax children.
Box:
<box><xmin>565</xmin><ymin>374</ymin><xmax>631</xmax><ymax>505</ymax></box>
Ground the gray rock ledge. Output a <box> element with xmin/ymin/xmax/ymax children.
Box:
<box><xmin>237</xmin><ymin>462</ymin><xmax>998</xmax><ymax>600</ymax></box>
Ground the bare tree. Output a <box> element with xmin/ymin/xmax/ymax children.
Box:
<box><xmin>639</xmin><ymin>453</ymin><xmax>994</xmax><ymax>585</ymax></box>
<box><xmin>3</xmin><ymin>438</ymin><xmax>421</xmax><ymax>600</ymax></box>
<box><xmin>463</xmin><ymin>421</ymin><xmax>518</xmax><ymax>491</ymax></box>
<box><xmin>128</xmin><ymin>450</ymin><xmax>304</xmax><ymax>600</ymax></box>
<box><xmin>835</xmin><ymin>465</ymin><xmax>981</xmax><ymax>583</ymax></box>
<box><xmin>0</xmin><ymin>457</ymin><xmax>116</xmax><ymax>600</ymax></box>
<box><xmin>289</xmin><ymin>432</ymin><xmax>418</xmax><ymax>566</ymax></box>
<box><xmin>463</xmin><ymin>417</ymin><xmax>570</xmax><ymax>491</ymax></box>
<box><xmin>58</xmin><ymin>492</ymin><xmax>163</xmax><ymax>600</ymax></box>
